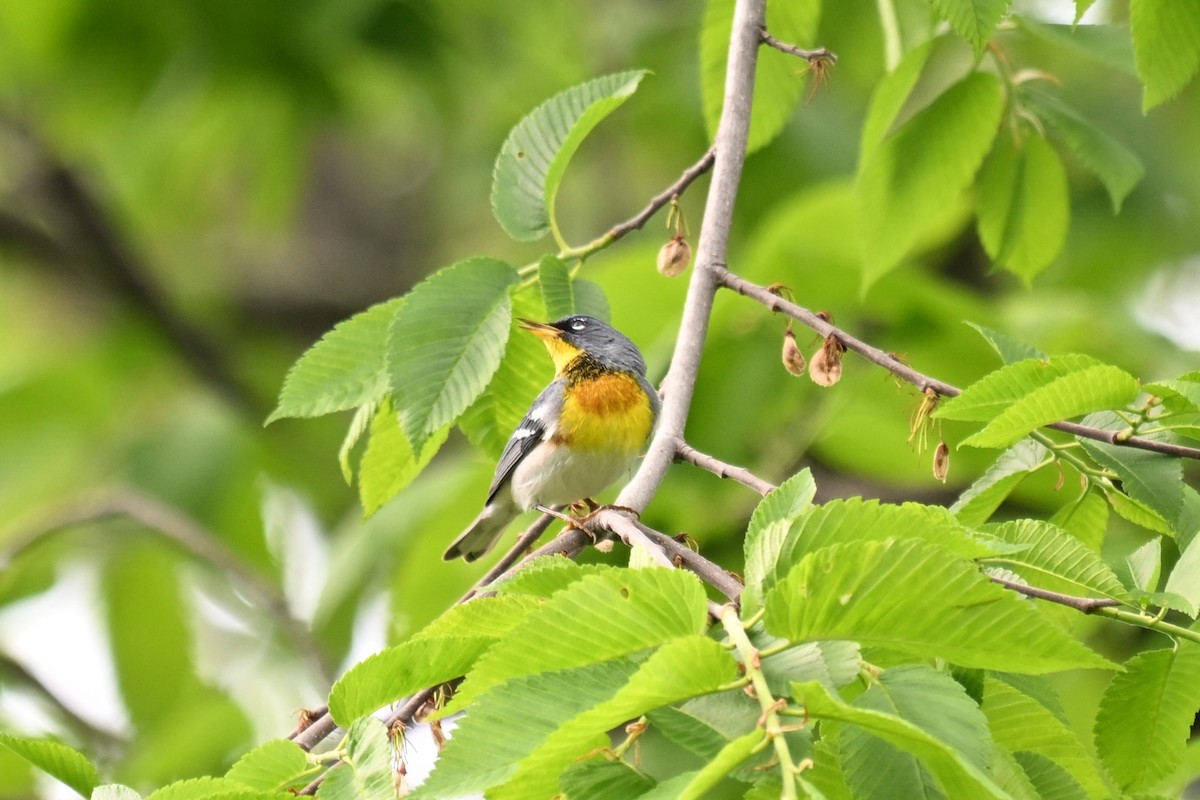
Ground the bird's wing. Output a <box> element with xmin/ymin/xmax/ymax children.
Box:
<box><xmin>485</xmin><ymin>379</ymin><xmax>566</xmax><ymax>504</ymax></box>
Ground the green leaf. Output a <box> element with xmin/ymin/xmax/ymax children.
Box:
<box><xmin>930</xmin><ymin>0</ymin><xmax>1011</xmax><ymax>54</ymax></box>
<box><xmin>573</xmin><ymin>279</ymin><xmax>611</xmax><ymax>322</ymax></box>
<box><xmin>982</xmin><ymin>677</ymin><xmax>1108</xmax><ymax>796</ymax></box>
<box><xmin>1012</xmin><ymin>752</ymin><xmax>1088</xmax><ymax>800</ymax></box>
<box><xmin>538</xmin><ymin>256</ymin><xmax>575</xmax><ymax>321</ymax></box>
<box><xmin>764</xmin><ymin>539</ymin><xmax>1115</xmax><ymax>673</ymax></box>
<box><xmin>459</xmin><ymin>287</ymin><xmax>552</xmax><ymax>460</ymax></box>
<box><xmin>316</xmin><ymin>718</ymin><xmax>394</xmax><ymax>800</ymax></box>
<box><xmin>267</xmin><ymin>298</ymin><xmax>403</xmax><ymax>424</ymax></box>
<box><xmin>839</xmin><ymin>666</ymin><xmax>993</xmax><ymax>799</ymax></box>
<box><xmin>979</xmin><ymin>519</ymin><xmax>1130</xmax><ymax>602</ymax></box>
<box><xmin>742</xmin><ymin>468</ymin><xmax>817</xmax><ymax>613</ymax></box>
<box><xmin>329</xmin><ymin>633</ymin><xmax>500</xmax><ymax>727</ymax></box>
<box><xmin>338</xmin><ymin>400</ymin><xmax>377</xmax><ymax>484</ymax></box>
<box><xmin>1049</xmin><ymin>489</ymin><xmax>1109</xmax><ymax>552</ymax></box>
<box><xmin>493</xmin><ymin>560</ymin><xmax>615</xmax><ymax>596</ymax></box>
<box><xmin>976</xmin><ymin>134</ymin><xmax>1069</xmax><ymax>283</ymax></box>
<box><xmin>387</xmin><ymin>258</ymin><xmax>519</xmax><ymax>453</ymax></box>
<box><xmin>446</xmin><ymin>568</ymin><xmax>709</xmax><ymax>712</ymax></box>
<box><xmin>143</xmin><ymin>777</ymin><xmax>275</xmax><ymax>800</ymax></box>
<box><xmin>1095</xmin><ymin>645</ymin><xmax>1200</xmax><ymax>791</ymax></box>
<box><xmin>1164</xmin><ymin>535</ymin><xmax>1200</xmax><ymax>617</ymax></box>
<box><xmin>491</xmin><ymin>636</ymin><xmax>739</xmax><ymax>799</ymax></box>
<box><xmin>358</xmin><ymin>400</ymin><xmax>449</xmax><ymax>515</ymax></box>
<box><xmin>414</xmin><ymin>659</ymin><xmax>639</xmax><ymax>799</ymax></box>
<box><xmin>225</xmin><ymin>739</ymin><xmax>312</xmax><ymax>793</ymax></box>
<box><xmin>0</xmin><ymin>735</ymin><xmax>99</xmax><ymax>798</ymax></box>
<box><xmin>492</xmin><ymin>71</ymin><xmax>648</xmax><ymax>242</ymax></box>
<box><xmin>1130</xmin><ymin>0</ymin><xmax>1200</xmax><ymax>111</ymax></box>
<box><xmin>701</xmin><ymin>0</ymin><xmax>821</xmax><ymax>154</ymax></box>
<box><xmin>641</xmin><ymin>732</ymin><xmax>762</xmax><ymax>800</ymax></box>
<box><xmin>860</xmin><ymin>39</ymin><xmax>936</xmax><ymax>158</ymax></box>
<box><xmin>937</xmin><ymin>354</ymin><xmax>1102</xmax><ymax>422</ymax></box>
<box><xmin>793</xmin><ymin>679</ymin><xmax>1008</xmax><ymax>799</ymax></box>
<box><xmin>1107</xmin><ymin>486</ymin><xmax>1173</xmax><ymax>536</ymax></box>
<box><xmin>1126</xmin><ymin>537</ymin><xmax>1162</xmax><ymax>593</ymax></box>
<box><xmin>857</xmin><ymin>71</ymin><xmax>1004</xmax><ymax>287</ymax></box>
<box><xmin>1021</xmin><ymin>90</ymin><xmax>1144</xmax><ymax>212</ymax></box>
<box><xmin>648</xmin><ymin>691</ymin><xmax>759</xmax><ymax>760</ymax></box>
<box><xmin>753</xmin><ymin>629</ymin><xmax>862</xmax><ymax>696</ymax></box>
<box><xmin>961</xmin><ymin>366</ymin><xmax>1139</xmax><ymax>449</ymax></box>
<box><xmin>964</xmin><ymin>322</ymin><xmax>1047</xmax><ymax>365</ymax></box>
<box><xmin>1079</xmin><ymin>431</ymin><xmax>1183</xmax><ymax>529</ymax></box>
<box><xmin>951</xmin><ymin>439</ymin><xmax>1053</xmax><ymax>527</ymax></box>
<box><xmin>560</xmin><ymin>761</ymin><xmax>654</xmax><ymax>799</ymax></box>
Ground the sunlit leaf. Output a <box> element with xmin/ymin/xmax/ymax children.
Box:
<box><xmin>936</xmin><ymin>354</ymin><xmax>1102</xmax><ymax>422</ymax></box>
<box><xmin>358</xmin><ymin>400</ymin><xmax>449</xmax><ymax>515</ymax></box>
<box><xmin>979</xmin><ymin>519</ymin><xmax>1130</xmax><ymax>602</ymax></box>
<box><xmin>538</xmin><ymin>256</ymin><xmax>575</xmax><ymax>321</ymax></box>
<box><xmin>1164</xmin><ymin>535</ymin><xmax>1200</xmax><ymax>617</ymax></box>
<box><xmin>0</xmin><ymin>735</ymin><xmax>99</xmax><ymax>799</ymax></box>
<box><xmin>857</xmin><ymin>71</ymin><xmax>1004</xmax><ymax>287</ymax></box>
<box><xmin>1095</xmin><ymin>645</ymin><xmax>1200</xmax><ymax>791</ymax></box>
<box><xmin>267</xmin><ymin>298</ymin><xmax>403</xmax><ymax>424</ymax></box>
<box><xmin>765</xmin><ymin>539</ymin><xmax>1115</xmax><ymax>672</ymax></box>
<box><xmin>316</xmin><ymin>718</ymin><xmax>393</xmax><ymax>800</ymax></box>
<box><xmin>1130</xmin><ymin>0</ymin><xmax>1200</xmax><ymax>111</ymax></box>
<box><xmin>930</xmin><ymin>0</ymin><xmax>1011</xmax><ymax>54</ymax></box>
<box><xmin>225</xmin><ymin>739</ymin><xmax>312</xmax><ymax>793</ymax></box>
<box><xmin>387</xmin><ymin>258</ymin><xmax>518</xmax><ymax>452</ymax></box>
<box><xmin>964</xmin><ymin>322</ymin><xmax>1047</xmax><ymax>365</ymax></box>
<box><xmin>742</xmin><ymin>468</ymin><xmax>816</xmax><ymax>613</ymax></box>
<box><xmin>951</xmin><ymin>439</ymin><xmax>1053</xmax><ymax>527</ymax></box>
<box><xmin>492</xmin><ymin>71</ymin><xmax>648</xmax><ymax>242</ymax></box>
<box><xmin>1049</xmin><ymin>489</ymin><xmax>1109</xmax><ymax>553</ymax></box>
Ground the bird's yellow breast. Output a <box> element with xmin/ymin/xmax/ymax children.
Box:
<box><xmin>555</xmin><ymin>372</ymin><xmax>654</xmax><ymax>453</ymax></box>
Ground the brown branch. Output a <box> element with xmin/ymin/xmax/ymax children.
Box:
<box><xmin>759</xmin><ymin>27</ymin><xmax>838</xmax><ymax>64</ymax></box>
<box><xmin>714</xmin><ymin>265</ymin><xmax>1200</xmax><ymax>461</ymax></box>
<box><xmin>632</xmin><ymin>523</ymin><xmax>745</xmax><ymax>604</ymax></box>
<box><xmin>605</xmin><ymin>147</ymin><xmax>716</xmax><ymax>242</ymax></box>
<box><xmin>674</xmin><ymin>438</ymin><xmax>777</xmax><ymax>495</ymax></box>
<box><xmin>989</xmin><ymin>576</ymin><xmax>1122</xmax><ymax>613</ymax></box>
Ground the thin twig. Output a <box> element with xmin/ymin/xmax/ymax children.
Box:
<box><xmin>988</xmin><ymin>576</ymin><xmax>1120</xmax><ymax>612</ymax></box>
<box><xmin>633</xmin><ymin>522</ymin><xmax>745</xmax><ymax>604</ymax></box>
<box><xmin>0</xmin><ymin>654</ymin><xmax>126</xmax><ymax>756</ymax></box>
<box><xmin>675</xmin><ymin>438</ymin><xmax>777</xmax><ymax>495</ymax></box>
<box><xmin>759</xmin><ymin>27</ymin><xmax>838</xmax><ymax>64</ymax></box>
<box><xmin>605</xmin><ymin>148</ymin><xmax>717</xmax><ymax>242</ymax></box>
<box><xmin>715</xmin><ymin>265</ymin><xmax>1200</xmax><ymax>462</ymax></box>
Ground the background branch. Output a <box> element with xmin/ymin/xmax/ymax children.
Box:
<box><xmin>675</xmin><ymin>438</ymin><xmax>777</xmax><ymax>495</ymax></box>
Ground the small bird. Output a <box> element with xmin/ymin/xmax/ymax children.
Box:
<box><xmin>443</xmin><ymin>315</ymin><xmax>660</xmax><ymax>562</ymax></box>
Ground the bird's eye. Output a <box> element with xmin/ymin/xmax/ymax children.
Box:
<box><xmin>570</xmin><ymin>319</ymin><xmax>586</xmax><ymax>331</ymax></box>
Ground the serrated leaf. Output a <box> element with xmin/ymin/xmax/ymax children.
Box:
<box><xmin>316</xmin><ymin>718</ymin><xmax>394</xmax><ymax>800</ymax></box>
<box><xmin>143</xmin><ymin>777</ymin><xmax>274</xmax><ymax>800</ymax></box>
<box><xmin>764</xmin><ymin>539</ymin><xmax>1115</xmax><ymax>672</ymax></box>
<box><xmin>976</xmin><ymin>134</ymin><xmax>1069</xmax><ymax>283</ymax></box>
<box><xmin>491</xmin><ymin>636</ymin><xmax>739</xmax><ymax>800</ymax></box>
<box><xmin>387</xmin><ymin>258</ymin><xmax>518</xmax><ymax>452</ymax></box>
<box><xmin>329</xmin><ymin>635</ymin><xmax>501</xmax><ymax>726</ymax></box>
<box><xmin>414</xmin><ymin>659</ymin><xmax>638</xmax><ymax>799</ymax></box>
<box><xmin>860</xmin><ymin>39</ymin><xmax>936</xmax><ymax>158</ymax></box>
<box><xmin>1126</xmin><ymin>538</ymin><xmax>1162</xmax><ymax>592</ymax></box>
<box><xmin>1021</xmin><ymin>90</ymin><xmax>1144</xmax><ymax>212</ymax></box>
<box><xmin>1144</xmin><ymin>375</ymin><xmax>1200</xmax><ymax>414</ymax></box>
<box><xmin>951</xmin><ymin>439</ymin><xmax>1053</xmax><ymax>526</ymax></box>
<box><xmin>538</xmin><ymin>256</ymin><xmax>575</xmax><ymax>321</ymax></box>
<box><xmin>492</xmin><ymin>71</ymin><xmax>648</xmax><ymax>242</ymax></box>
<box><xmin>267</xmin><ymin>298</ymin><xmax>403</xmax><ymax>424</ymax></box>
<box><xmin>416</xmin><ymin>593</ymin><xmax>541</xmax><ymax>640</ymax></box>
<box><xmin>936</xmin><ymin>354</ymin><xmax>1103</xmax><ymax>422</ymax></box>
<box><xmin>1012</xmin><ymin>752</ymin><xmax>1088</xmax><ymax>800</ymax></box>
<box><xmin>560</xmin><ymin>761</ymin><xmax>655</xmax><ymax>799</ymax></box>
<box><xmin>701</xmin><ymin>0</ymin><xmax>821</xmax><ymax>154</ymax></box>
<box><xmin>647</xmin><ymin>690</ymin><xmax>760</xmax><ymax>760</ymax></box>
<box><xmin>742</xmin><ymin>468</ymin><xmax>817</xmax><ymax>613</ymax></box>
<box><xmin>793</xmin><ymin>679</ymin><xmax>1007</xmax><ymax>799</ymax></box>
<box><xmin>358</xmin><ymin>400</ymin><xmax>449</xmax><ymax>516</ymax></box>
<box><xmin>0</xmin><ymin>735</ymin><xmax>99</xmax><ymax>798</ymax></box>
<box><xmin>931</xmin><ymin>0</ymin><xmax>1011</xmax><ymax>54</ymax></box>
<box><xmin>1130</xmin><ymin>0</ymin><xmax>1200</xmax><ymax>111</ymax></box>
<box><xmin>753</xmin><ymin>629</ymin><xmax>862</xmax><ymax>696</ymax></box>
<box><xmin>982</xmin><ymin>677</ymin><xmax>1108</xmax><ymax>796</ymax></box>
<box><xmin>1164</xmin><ymin>534</ymin><xmax>1200</xmax><ymax>618</ymax></box>
<box><xmin>1095</xmin><ymin>645</ymin><xmax>1200</xmax><ymax>791</ymax></box>
<box><xmin>980</xmin><ymin>519</ymin><xmax>1130</xmax><ymax>602</ymax></box>
<box><xmin>338</xmin><ymin>400</ymin><xmax>377</xmax><ymax>484</ymax></box>
<box><xmin>493</xmin><ymin>560</ymin><xmax>616</xmax><ymax>596</ymax></box>
<box><xmin>768</xmin><ymin>499</ymin><xmax>992</xmax><ymax>597</ymax></box>
<box><xmin>962</xmin><ymin>366</ymin><xmax>1139</xmax><ymax>449</ymax></box>
<box><xmin>964</xmin><ymin>322</ymin><xmax>1047</xmax><ymax>365</ymax></box>
<box><xmin>459</xmin><ymin>288</ymin><xmax>553</xmax><ymax>460</ymax></box>
<box><xmin>644</xmin><ymin>732</ymin><xmax>762</xmax><ymax>800</ymax></box>
<box><xmin>1080</xmin><ymin>433</ymin><xmax>1183</xmax><ymax>529</ymax></box>
<box><xmin>1049</xmin><ymin>489</ymin><xmax>1109</xmax><ymax>552</ymax></box>
<box><xmin>446</xmin><ymin>568</ymin><xmax>709</xmax><ymax>712</ymax></box>
<box><xmin>857</xmin><ymin>71</ymin><xmax>1004</xmax><ymax>287</ymax></box>
<box><xmin>839</xmin><ymin>666</ymin><xmax>993</xmax><ymax>800</ymax></box>
<box><xmin>225</xmin><ymin>739</ymin><xmax>312</xmax><ymax>793</ymax></box>
<box><xmin>1107</xmin><ymin>486</ymin><xmax>1173</xmax><ymax>536</ymax></box>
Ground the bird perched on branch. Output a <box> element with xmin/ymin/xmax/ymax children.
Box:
<box><xmin>443</xmin><ymin>315</ymin><xmax>659</xmax><ymax>562</ymax></box>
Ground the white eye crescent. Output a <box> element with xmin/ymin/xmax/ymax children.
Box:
<box><xmin>570</xmin><ymin>319</ymin><xmax>586</xmax><ymax>331</ymax></box>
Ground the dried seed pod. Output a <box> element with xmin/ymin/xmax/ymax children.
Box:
<box><xmin>782</xmin><ymin>325</ymin><xmax>806</xmax><ymax>376</ymax></box>
<box><xmin>933</xmin><ymin>440</ymin><xmax>950</xmax><ymax>483</ymax></box>
<box><xmin>809</xmin><ymin>335</ymin><xmax>844</xmax><ymax>387</ymax></box>
<box><xmin>657</xmin><ymin>235</ymin><xmax>692</xmax><ymax>277</ymax></box>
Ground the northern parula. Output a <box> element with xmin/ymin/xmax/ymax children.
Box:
<box><xmin>443</xmin><ymin>315</ymin><xmax>660</xmax><ymax>562</ymax></box>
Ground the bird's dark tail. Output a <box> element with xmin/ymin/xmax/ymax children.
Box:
<box><xmin>443</xmin><ymin>501</ymin><xmax>520</xmax><ymax>562</ymax></box>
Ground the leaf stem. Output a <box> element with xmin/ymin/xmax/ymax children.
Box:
<box><xmin>875</xmin><ymin>0</ymin><xmax>903</xmax><ymax>71</ymax></box>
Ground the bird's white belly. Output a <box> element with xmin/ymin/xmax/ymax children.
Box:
<box><xmin>508</xmin><ymin>442</ymin><xmax>636</xmax><ymax>509</ymax></box>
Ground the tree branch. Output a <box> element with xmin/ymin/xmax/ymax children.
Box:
<box><xmin>759</xmin><ymin>27</ymin><xmax>838</xmax><ymax>65</ymax></box>
<box><xmin>714</xmin><ymin>265</ymin><xmax>1200</xmax><ymax>461</ymax></box>
<box><xmin>988</xmin><ymin>576</ymin><xmax>1120</xmax><ymax>613</ymax></box>
<box><xmin>674</xmin><ymin>438</ymin><xmax>777</xmax><ymax>495</ymax></box>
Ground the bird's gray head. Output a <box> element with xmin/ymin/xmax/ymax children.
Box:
<box><xmin>520</xmin><ymin>315</ymin><xmax>648</xmax><ymax>376</ymax></box>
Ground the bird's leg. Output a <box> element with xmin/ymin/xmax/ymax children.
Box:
<box><xmin>569</xmin><ymin>497</ymin><xmax>600</xmax><ymax>515</ymax></box>
<box><xmin>535</xmin><ymin>504</ymin><xmax>587</xmax><ymax>530</ymax></box>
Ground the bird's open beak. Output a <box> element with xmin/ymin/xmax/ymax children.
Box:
<box><xmin>517</xmin><ymin>319</ymin><xmax>562</xmax><ymax>340</ymax></box>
